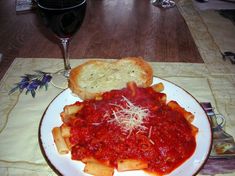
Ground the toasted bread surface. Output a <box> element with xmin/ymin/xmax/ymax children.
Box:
<box><xmin>69</xmin><ymin>57</ymin><xmax>153</xmax><ymax>100</ymax></box>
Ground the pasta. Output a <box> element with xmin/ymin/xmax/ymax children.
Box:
<box><xmin>167</xmin><ymin>100</ymin><xmax>194</xmax><ymax>122</ymax></box>
<box><xmin>151</xmin><ymin>82</ymin><xmax>164</xmax><ymax>92</ymax></box>
<box><xmin>64</xmin><ymin>104</ymin><xmax>84</xmax><ymax>115</ymax></box>
<box><xmin>84</xmin><ymin>161</ymin><xmax>114</xmax><ymax>176</ymax></box>
<box><xmin>60</xmin><ymin>124</ymin><xmax>71</xmax><ymax>137</ymax></box>
<box><xmin>52</xmin><ymin>82</ymin><xmax>198</xmax><ymax>176</ymax></box>
<box><xmin>117</xmin><ymin>159</ymin><xmax>148</xmax><ymax>171</ymax></box>
<box><xmin>52</xmin><ymin>127</ymin><xmax>69</xmax><ymax>154</ymax></box>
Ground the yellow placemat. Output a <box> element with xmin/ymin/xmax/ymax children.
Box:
<box><xmin>0</xmin><ymin>58</ymin><xmax>234</xmax><ymax>176</ymax></box>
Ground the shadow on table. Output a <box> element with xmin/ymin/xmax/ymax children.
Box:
<box><xmin>200</xmin><ymin>158</ymin><xmax>235</xmax><ymax>175</ymax></box>
<box><xmin>218</xmin><ymin>10</ymin><xmax>235</xmax><ymax>25</ymax></box>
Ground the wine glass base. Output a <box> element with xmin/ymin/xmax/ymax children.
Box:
<box><xmin>152</xmin><ymin>0</ymin><xmax>175</xmax><ymax>8</ymax></box>
<box><xmin>51</xmin><ymin>69</ymin><xmax>69</xmax><ymax>89</ymax></box>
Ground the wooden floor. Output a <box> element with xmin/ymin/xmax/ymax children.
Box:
<box><xmin>0</xmin><ymin>0</ymin><xmax>202</xmax><ymax>79</ymax></box>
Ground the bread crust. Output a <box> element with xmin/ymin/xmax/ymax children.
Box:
<box><xmin>69</xmin><ymin>57</ymin><xmax>153</xmax><ymax>100</ymax></box>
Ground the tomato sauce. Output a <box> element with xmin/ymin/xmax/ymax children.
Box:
<box><xmin>67</xmin><ymin>84</ymin><xmax>197</xmax><ymax>175</ymax></box>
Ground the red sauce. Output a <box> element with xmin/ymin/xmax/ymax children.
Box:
<box><xmin>67</xmin><ymin>84</ymin><xmax>197</xmax><ymax>175</ymax></box>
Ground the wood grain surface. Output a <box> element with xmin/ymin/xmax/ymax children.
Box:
<box><xmin>0</xmin><ymin>0</ymin><xmax>202</xmax><ymax>80</ymax></box>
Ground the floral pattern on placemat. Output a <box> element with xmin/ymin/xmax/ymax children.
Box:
<box><xmin>9</xmin><ymin>71</ymin><xmax>52</xmax><ymax>97</ymax></box>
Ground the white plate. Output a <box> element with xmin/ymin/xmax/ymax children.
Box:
<box><xmin>39</xmin><ymin>77</ymin><xmax>212</xmax><ymax>176</ymax></box>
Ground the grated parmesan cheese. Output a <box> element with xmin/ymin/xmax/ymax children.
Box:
<box><xmin>108</xmin><ymin>96</ymin><xmax>150</xmax><ymax>135</ymax></box>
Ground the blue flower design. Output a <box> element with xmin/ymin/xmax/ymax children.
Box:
<box><xmin>9</xmin><ymin>70</ymin><xmax>52</xmax><ymax>97</ymax></box>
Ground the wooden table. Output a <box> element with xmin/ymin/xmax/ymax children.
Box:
<box><xmin>0</xmin><ymin>0</ymin><xmax>202</xmax><ymax>79</ymax></box>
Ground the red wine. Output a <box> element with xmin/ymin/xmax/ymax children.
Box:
<box><xmin>37</xmin><ymin>0</ymin><xmax>86</xmax><ymax>38</ymax></box>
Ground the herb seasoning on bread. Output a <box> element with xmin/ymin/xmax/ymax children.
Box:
<box><xmin>69</xmin><ymin>57</ymin><xmax>153</xmax><ymax>100</ymax></box>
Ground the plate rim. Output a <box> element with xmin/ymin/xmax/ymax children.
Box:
<box><xmin>38</xmin><ymin>76</ymin><xmax>212</xmax><ymax>176</ymax></box>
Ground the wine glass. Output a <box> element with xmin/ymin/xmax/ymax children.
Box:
<box><xmin>35</xmin><ymin>0</ymin><xmax>87</xmax><ymax>89</ymax></box>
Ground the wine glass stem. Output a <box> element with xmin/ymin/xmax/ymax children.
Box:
<box><xmin>60</xmin><ymin>38</ymin><xmax>71</xmax><ymax>77</ymax></box>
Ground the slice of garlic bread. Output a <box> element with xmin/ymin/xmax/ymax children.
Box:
<box><xmin>69</xmin><ymin>57</ymin><xmax>153</xmax><ymax>100</ymax></box>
